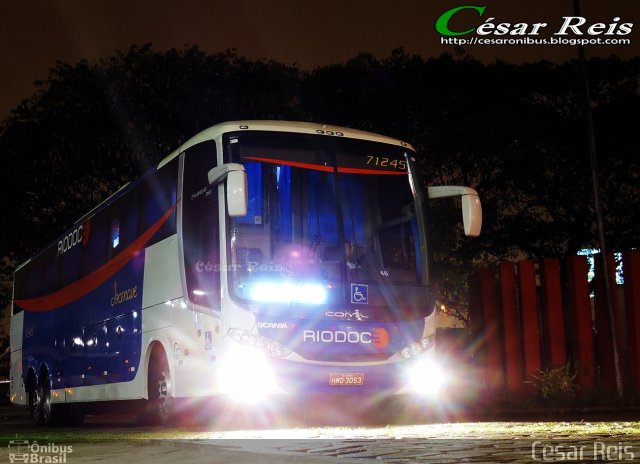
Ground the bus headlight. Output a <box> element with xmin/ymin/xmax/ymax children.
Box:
<box><xmin>407</xmin><ymin>358</ymin><xmax>447</xmax><ymax>396</ymax></box>
<box><xmin>218</xmin><ymin>344</ymin><xmax>278</xmax><ymax>403</ymax></box>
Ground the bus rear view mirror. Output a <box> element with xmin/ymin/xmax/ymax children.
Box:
<box><xmin>427</xmin><ymin>186</ymin><xmax>482</xmax><ymax>237</ymax></box>
<box><xmin>208</xmin><ymin>163</ymin><xmax>248</xmax><ymax>217</ymax></box>
<box><xmin>461</xmin><ymin>193</ymin><xmax>482</xmax><ymax>237</ymax></box>
<box><xmin>226</xmin><ymin>170</ymin><xmax>248</xmax><ymax>217</ymax></box>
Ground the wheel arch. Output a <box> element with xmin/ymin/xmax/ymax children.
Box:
<box><xmin>142</xmin><ymin>339</ymin><xmax>171</xmax><ymax>398</ymax></box>
<box><xmin>24</xmin><ymin>360</ymin><xmax>53</xmax><ymax>391</ymax></box>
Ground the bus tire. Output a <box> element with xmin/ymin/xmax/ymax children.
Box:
<box><xmin>36</xmin><ymin>370</ymin><xmax>59</xmax><ymax>426</ymax></box>
<box><xmin>27</xmin><ymin>372</ymin><xmax>41</xmax><ymax>425</ymax></box>
<box><xmin>143</xmin><ymin>350</ymin><xmax>173</xmax><ymax>426</ymax></box>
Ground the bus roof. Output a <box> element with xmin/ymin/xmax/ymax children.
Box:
<box><xmin>158</xmin><ymin>120</ymin><xmax>415</xmax><ymax>168</ymax></box>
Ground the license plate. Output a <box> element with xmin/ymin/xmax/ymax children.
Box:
<box><xmin>329</xmin><ymin>373</ymin><xmax>365</xmax><ymax>386</ymax></box>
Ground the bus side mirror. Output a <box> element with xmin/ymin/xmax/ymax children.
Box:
<box><xmin>427</xmin><ymin>186</ymin><xmax>482</xmax><ymax>237</ymax></box>
<box><xmin>208</xmin><ymin>163</ymin><xmax>248</xmax><ymax>217</ymax></box>
<box><xmin>461</xmin><ymin>193</ymin><xmax>482</xmax><ymax>237</ymax></box>
<box><xmin>226</xmin><ymin>170</ymin><xmax>248</xmax><ymax>217</ymax></box>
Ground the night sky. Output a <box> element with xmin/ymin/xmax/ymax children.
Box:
<box><xmin>1</xmin><ymin>0</ymin><xmax>638</xmax><ymax>120</ymax></box>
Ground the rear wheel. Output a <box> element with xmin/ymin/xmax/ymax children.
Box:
<box><xmin>38</xmin><ymin>374</ymin><xmax>53</xmax><ymax>425</ymax></box>
<box><xmin>27</xmin><ymin>375</ymin><xmax>41</xmax><ymax>425</ymax></box>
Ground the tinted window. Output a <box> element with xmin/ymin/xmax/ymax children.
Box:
<box><xmin>182</xmin><ymin>141</ymin><xmax>220</xmax><ymax>309</ymax></box>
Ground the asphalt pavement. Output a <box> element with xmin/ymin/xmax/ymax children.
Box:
<box><xmin>3</xmin><ymin>402</ymin><xmax>640</xmax><ymax>463</ymax></box>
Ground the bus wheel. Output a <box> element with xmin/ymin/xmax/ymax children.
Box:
<box><xmin>36</xmin><ymin>370</ymin><xmax>58</xmax><ymax>426</ymax></box>
<box><xmin>27</xmin><ymin>374</ymin><xmax>41</xmax><ymax>425</ymax></box>
<box><xmin>145</xmin><ymin>353</ymin><xmax>173</xmax><ymax>426</ymax></box>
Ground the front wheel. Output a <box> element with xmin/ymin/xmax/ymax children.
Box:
<box><xmin>142</xmin><ymin>352</ymin><xmax>174</xmax><ymax>426</ymax></box>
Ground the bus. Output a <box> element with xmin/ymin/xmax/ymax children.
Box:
<box><xmin>10</xmin><ymin>120</ymin><xmax>481</xmax><ymax>426</ymax></box>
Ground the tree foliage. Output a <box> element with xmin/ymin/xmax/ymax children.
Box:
<box><xmin>1</xmin><ymin>45</ymin><xmax>638</xmax><ymax>320</ymax></box>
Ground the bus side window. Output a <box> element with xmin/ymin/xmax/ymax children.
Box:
<box><xmin>83</xmin><ymin>214</ymin><xmax>107</xmax><ymax>277</ymax></box>
<box><xmin>182</xmin><ymin>141</ymin><xmax>220</xmax><ymax>310</ymax></box>
<box><xmin>43</xmin><ymin>254</ymin><xmax>61</xmax><ymax>296</ymax></box>
<box><xmin>106</xmin><ymin>199</ymin><xmax>124</xmax><ymax>260</ymax></box>
<box><xmin>111</xmin><ymin>219</ymin><xmax>120</xmax><ymax>249</ymax></box>
<box><xmin>139</xmin><ymin>162</ymin><xmax>178</xmax><ymax>244</ymax></box>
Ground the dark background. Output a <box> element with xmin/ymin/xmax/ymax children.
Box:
<box><xmin>2</xmin><ymin>0</ymin><xmax>638</xmax><ymax>119</ymax></box>
<box><xmin>0</xmin><ymin>0</ymin><xmax>638</xmax><ymax>331</ymax></box>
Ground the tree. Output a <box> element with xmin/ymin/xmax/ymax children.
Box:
<box><xmin>0</xmin><ymin>45</ymin><xmax>301</xmax><ymax>260</ymax></box>
<box><xmin>1</xmin><ymin>46</ymin><xmax>638</xmax><ymax>325</ymax></box>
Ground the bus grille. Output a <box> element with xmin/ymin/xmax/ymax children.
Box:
<box><xmin>300</xmin><ymin>352</ymin><xmax>393</xmax><ymax>362</ymax></box>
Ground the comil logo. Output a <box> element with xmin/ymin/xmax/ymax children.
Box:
<box><xmin>325</xmin><ymin>309</ymin><xmax>369</xmax><ymax>320</ymax></box>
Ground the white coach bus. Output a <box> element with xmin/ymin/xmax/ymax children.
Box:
<box><xmin>10</xmin><ymin>120</ymin><xmax>481</xmax><ymax>425</ymax></box>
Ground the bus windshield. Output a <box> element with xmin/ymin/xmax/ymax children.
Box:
<box><xmin>225</xmin><ymin>132</ymin><xmax>434</xmax><ymax>320</ymax></box>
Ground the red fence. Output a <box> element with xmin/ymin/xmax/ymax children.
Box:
<box><xmin>468</xmin><ymin>249</ymin><xmax>640</xmax><ymax>401</ymax></box>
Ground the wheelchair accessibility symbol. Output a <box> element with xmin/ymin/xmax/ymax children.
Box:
<box><xmin>350</xmin><ymin>284</ymin><xmax>368</xmax><ymax>304</ymax></box>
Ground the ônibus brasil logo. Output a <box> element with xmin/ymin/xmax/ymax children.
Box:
<box><xmin>303</xmin><ymin>328</ymin><xmax>390</xmax><ymax>348</ymax></box>
<box><xmin>435</xmin><ymin>5</ymin><xmax>633</xmax><ymax>38</ymax></box>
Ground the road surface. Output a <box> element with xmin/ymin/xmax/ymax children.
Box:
<box><xmin>2</xmin><ymin>402</ymin><xmax>640</xmax><ymax>463</ymax></box>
